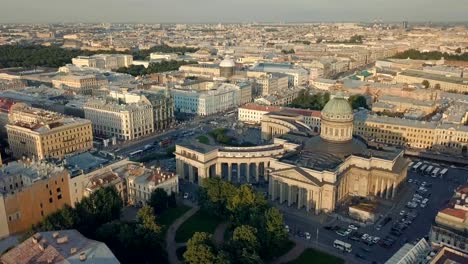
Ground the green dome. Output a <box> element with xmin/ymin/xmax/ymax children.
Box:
<box><xmin>321</xmin><ymin>94</ymin><xmax>353</xmax><ymax>120</ymax></box>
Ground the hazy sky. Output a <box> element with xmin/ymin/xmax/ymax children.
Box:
<box><xmin>1</xmin><ymin>0</ymin><xmax>467</xmax><ymax>23</ymax></box>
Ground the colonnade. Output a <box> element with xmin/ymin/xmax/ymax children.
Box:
<box><xmin>372</xmin><ymin>177</ymin><xmax>397</xmax><ymax>199</ymax></box>
<box><xmin>269</xmin><ymin>177</ymin><xmax>322</xmax><ymax>215</ymax></box>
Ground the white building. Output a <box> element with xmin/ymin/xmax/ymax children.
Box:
<box><xmin>84</xmin><ymin>97</ymin><xmax>154</xmax><ymax>141</ymax></box>
<box><xmin>72</xmin><ymin>54</ymin><xmax>133</xmax><ymax>70</ymax></box>
<box><xmin>172</xmin><ymin>81</ymin><xmax>251</xmax><ymax>116</ymax></box>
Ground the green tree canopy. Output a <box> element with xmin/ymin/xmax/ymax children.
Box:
<box><xmin>289</xmin><ymin>90</ymin><xmax>330</xmax><ymax>110</ymax></box>
<box><xmin>422</xmin><ymin>80</ymin><xmax>430</xmax><ymax>88</ymax></box>
<box><xmin>347</xmin><ymin>94</ymin><xmax>369</xmax><ymax>109</ymax></box>
<box><xmin>149</xmin><ymin>188</ymin><xmax>169</xmax><ymax>214</ymax></box>
<box><xmin>184</xmin><ymin>232</ymin><xmax>217</xmax><ymax>264</ymax></box>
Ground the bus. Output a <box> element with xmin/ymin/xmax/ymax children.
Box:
<box><xmin>431</xmin><ymin>168</ymin><xmax>440</xmax><ymax>178</ymax></box>
<box><xmin>412</xmin><ymin>162</ymin><xmax>423</xmax><ymax>172</ymax></box>
<box><xmin>333</xmin><ymin>240</ymin><xmax>352</xmax><ymax>253</ymax></box>
<box><xmin>425</xmin><ymin>166</ymin><xmax>434</xmax><ymax>175</ymax></box>
<box><xmin>129</xmin><ymin>150</ymin><xmax>143</xmax><ymax>157</ymax></box>
<box><xmin>419</xmin><ymin>164</ymin><xmax>428</xmax><ymax>174</ymax></box>
<box><xmin>439</xmin><ymin>168</ymin><xmax>448</xmax><ymax>178</ymax></box>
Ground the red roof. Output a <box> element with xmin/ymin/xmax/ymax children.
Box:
<box><xmin>283</xmin><ymin>107</ymin><xmax>321</xmax><ymax>117</ymax></box>
<box><xmin>0</xmin><ymin>98</ymin><xmax>15</xmax><ymax>113</ymax></box>
<box><xmin>440</xmin><ymin>208</ymin><xmax>467</xmax><ymax>220</ymax></box>
<box><xmin>239</xmin><ymin>103</ymin><xmax>282</xmax><ymax>112</ymax></box>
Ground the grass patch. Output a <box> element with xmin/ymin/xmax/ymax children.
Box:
<box><xmin>287</xmin><ymin>248</ymin><xmax>344</xmax><ymax>264</ymax></box>
<box><xmin>158</xmin><ymin>204</ymin><xmax>191</xmax><ymax>227</ymax></box>
<box><xmin>268</xmin><ymin>240</ymin><xmax>296</xmax><ymax>260</ymax></box>
<box><xmin>175</xmin><ymin>210</ymin><xmax>221</xmax><ymax>243</ymax></box>
<box><xmin>196</xmin><ymin>135</ymin><xmax>210</xmax><ymax>144</ymax></box>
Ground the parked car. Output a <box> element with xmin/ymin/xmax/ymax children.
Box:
<box><xmin>348</xmin><ymin>224</ymin><xmax>358</xmax><ymax>230</ymax></box>
<box><xmin>305</xmin><ymin>232</ymin><xmax>311</xmax><ymax>240</ymax></box>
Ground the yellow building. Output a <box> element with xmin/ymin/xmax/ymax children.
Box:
<box><xmin>52</xmin><ymin>75</ymin><xmax>107</xmax><ymax>95</ymax></box>
<box><xmin>395</xmin><ymin>70</ymin><xmax>468</xmax><ymax>93</ymax></box>
<box><xmin>6</xmin><ymin>104</ymin><xmax>93</xmax><ymax>160</ymax></box>
<box><xmin>0</xmin><ymin>160</ymin><xmax>71</xmax><ymax>238</ymax></box>
<box><xmin>354</xmin><ymin>112</ymin><xmax>468</xmax><ymax>156</ymax></box>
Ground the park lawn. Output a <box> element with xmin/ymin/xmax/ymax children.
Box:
<box><xmin>196</xmin><ymin>135</ymin><xmax>210</xmax><ymax>144</ymax></box>
<box><xmin>267</xmin><ymin>240</ymin><xmax>296</xmax><ymax>260</ymax></box>
<box><xmin>158</xmin><ymin>204</ymin><xmax>191</xmax><ymax>227</ymax></box>
<box><xmin>175</xmin><ymin>210</ymin><xmax>221</xmax><ymax>243</ymax></box>
<box><xmin>287</xmin><ymin>248</ymin><xmax>344</xmax><ymax>264</ymax></box>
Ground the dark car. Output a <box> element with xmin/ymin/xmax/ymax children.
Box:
<box><xmin>355</xmin><ymin>253</ymin><xmax>366</xmax><ymax>259</ymax></box>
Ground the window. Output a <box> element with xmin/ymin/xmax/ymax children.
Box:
<box><xmin>49</xmin><ymin>198</ymin><xmax>53</xmax><ymax>203</ymax></box>
<box><xmin>57</xmin><ymin>194</ymin><xmax>62</xmax><ymax>200</ymax></box>
<box><xmin>57</xmin><ymin>188</ymin><xmax>61</xmax><ymax>193</ymax></box>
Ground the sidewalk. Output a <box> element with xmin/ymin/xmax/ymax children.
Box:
<box><xmin>165</xmin><ymin>205</ymin><xmax>199</xmax><ymax>264</ymax></box>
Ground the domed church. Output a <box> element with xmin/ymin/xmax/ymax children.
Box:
<box><xmin>175</xmin><ymin>94</ymin><xmax>410</xmax><ymax>214</ymax></box>
<box><xmin>268</xmin><ymin>94</ymin><xmax>410</xmax><ymax>214</ymax></box>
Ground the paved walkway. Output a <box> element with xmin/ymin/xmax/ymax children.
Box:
<box><xmin>213</xmin><ymin>222</ymin><xmax>229</xmax><ymax>247</ymax></box>
<box><xmin>166</xmin><ymin>205</ymin><xmax>200</xmax><ymax>264</ymax></box>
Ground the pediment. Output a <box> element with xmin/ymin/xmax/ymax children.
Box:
<box><xmin>271</xmin><ymin>167</ymin><xmax>323</xmax><ymax>187</ymax></box>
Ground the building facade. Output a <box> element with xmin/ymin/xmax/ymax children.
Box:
<box><xmin>52</xmin><ymin>75</ymin><xmax>107</xmax><ymax>95</ymax></box>
<box><xmin>0</xmin><ymin>160</ymin><xmax>71</xmax><ymax>238</ymax></box>
<box><xmin>6</xmin><ymin>104</ymin><xmax>93</xmax><ymax>160</ymax></box>
<box><xmin>72</xmin><ymin>54</ymin><xmax>133</xmax><ymax>70</ymax></box>
<box><xmin>176</xmin><ymin>95</ymin><xmax>409</xmax><ymax>214</ymax></box>
<box><xmin>84</xmin><ymin>98</ymin><xmax>154</xmax><ymax>141</ymax></box>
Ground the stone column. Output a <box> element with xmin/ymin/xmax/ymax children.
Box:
<box><xmin>215</xmin><ymin>163</ymin><xmax>222</xmax><ymax>177</ymax></box>
<box><xmin>392</xmin><ymin>181</ymin><xmax>396</xmax><ymax>199</ymax></box>
<box><xmin>315</xmin><ymin>191</ymin><xmax>321</xmax><ymax>215</ymax></box>
<box><xmin>237</xmin><ymin>164</ymin><xmax>241</xmax><ymax>182</ymax></box>
<box><xmin>385</xmin><ymin>180</ymin><xmax>391</xmax><ymax>199</ymax></box>
<box><xmin>255</xmin><ymin>162</ymin><xmax>260</xmax><ymax>182</ymax></box>
<box><xmin>306</xmin><ymin>189</ymin><xmax>312</xmax><ymax>212</ymax></box>
<box><xmin>380</xmin><ymin>178</ymin><xmax>385</xmax><ymax>198</ymax></box>
<box><xmin>280</xmin><ymin>183</ymin><xmax>286</xmax><ymax>204</ymax></box>
<box><xmin>188</xmin><ymin>165</ymin><xmax>194</xmax><ymax>183</ymax></box>
<box><xmin>288</xmin><ymin>185</ymin><xmax>293</xmax><ymax>206</ymax></box>
<box><xmin>246</xmin><ymin>163</ymin><xmax>250</xmax><ymax>183</ymax></box>
<box><xmin>228</xmin><ymin>163</ymin><xmax>232</xmax><ymax>182</ymax></box>
<box><xmin>271</xmin><ymin>179</ymin><xmax>277</xmax><ymax>201</ymax></box>
<box><xmin>297</xmin><ymin>188</ymin><xmax>303</xmax><ymax>209</ymax></box>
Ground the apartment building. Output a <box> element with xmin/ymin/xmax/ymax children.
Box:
<box><xmin>1</xmin><ymin>230</ymin><xmax>119</xmax><ymax>264</ymax></box>
<box><xmin>84</xmin><ymin>97</ymin><xmax>154</xmax><ymax>141</ymax></box>
<box><xmin>430</xmin><ymin>184</ymin><xmax>468</xmax><ymax>253</ymax></box>
<box><xmin>120</xmin><ymin>164</ymin><xmax>179</xmax><ymax>206</ymax></box>
<box><xmin>250</xmin><ymin>62</ymin><xmax>308</xmax><ymax>87</ymax></box>
<box><xmin>6</xmin><ymin>104</ymin><xmax>93</xmax><ymax>160</ymax></box>
<box><xmin>52</xmin><ymin>75</ymin><xmax>107</xmax><ymax>95</ymax></box>
<box><xmin>354</xmin><ymin>112</ymin><xmax>468</xmax><ymax>156</ymax></box>
<box><xmin>172</xmin><ymin>81</ymin><xmax>251</xmax><ymax>116</ymax></box>
<box><xmin>395</xmin><ymin>70</ymin><xmax>468</xmax><ymax>94</ymax></box>
<box><xmin>258</xmin><ymin>73</ymin><xmax>289</xmax><ymax>96</ymax></box>
<box><xmin>72</xmin><ymin>54</ymin><xmax>133</xmax><ymax>70</ymax></box>
<box><xmin>110</xmin><ymin>90</ymin><xmax>174</xmax><ymax>131</ymax></box>
<box><xmin>0</xmin><ymin>160</ymin><xmax>71</xmax><ymax>238</ymax></box>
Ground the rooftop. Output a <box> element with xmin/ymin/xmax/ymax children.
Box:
<box><xmin>0</xmin><ymin>229</ymin><xmax>119</xmax><ymax>264</ymax></box>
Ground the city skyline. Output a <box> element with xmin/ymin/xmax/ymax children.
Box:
<box><xmin>1</xmin><ymin>0</ymin><xmax>468</xmax><ymax>23</ymax></box>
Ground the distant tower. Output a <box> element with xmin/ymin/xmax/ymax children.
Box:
<box><xmin>219</xmin><ymin>56</ymin><xmax>236</xmax><ymax>78</ymax></box>
<box><xmin>402</xmin><ymin>21</ymin><xmax>408</xmax><ymax>29</ymax></box>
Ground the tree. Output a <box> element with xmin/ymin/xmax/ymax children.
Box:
<box><xmin>168</xmin><ymin>192</ymin><xmax>177</xmax><ymax>208</ymax></box>
<box><xmin>455</xmin><ymin>48</ymin><xmax>462</xmax><ymax>54</ymax></box>
<box><xmin>184</xmin><ymin>232</ymin><xmax>217</xmax><ymax>264</ymax></box>
<box><xmin>149</xmin><ymin>188</ymin><xmax>169</xmax><ymax>214</ymax></box>
<box><xmin>199</xmin><ymin>177</ymin><xmax>237</xmax><ymax>219</ymax></box>
<box><xmin>347</xmin><ymin>95</ymin><xmax>369</xmax><ymax>109</ymax></box>
<box><xmin>227</xmin><ymin>185</ymin><xmax>267</xmax><ymax>226</ymax></box>
<box><xmin>422</xmin><ymin>80</ymin><xmax>430</xmax><ymax>88</ymax></box>
<box><xmin>259</xmin><ymin>208</ymin><xmax>288</xmax><ymax>258</ymax></box>
<box><xmin>137</xmin><ymin>205</ymin><xmax>162</xmax><ymax>234</ymax></box>
<box><xmin>434</xmin><ymin>83</ymin><xmax>441</xmax><ymax>90</ymax></box>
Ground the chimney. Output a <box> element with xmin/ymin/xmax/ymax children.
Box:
<box><xmin>79</xmin><ymin>252</ymin><xmax>87</xmax><ymax>261</ymax></box>
<box><xmin>32</xmin><ymin>233</ymin><xmax>42</xmax><ymax>244</ymax></box>
<box><xmin>52</xmin><ymin>232</ymin><xmax>59</xmax><ymax>238</ymax></box>
<box><xmin>70</xmin><ymin>247</ymin><xmax>78</xmax><ymax>254</ymax></box>
<box><xmin>57</xmin><ymin>236</ymin><xmax>68</xmax><ymax>244</ymax></box>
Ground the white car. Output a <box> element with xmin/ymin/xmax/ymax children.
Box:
<box><xmin>348</xmin><ymin>224</ymin><xmax>358</xmax><ymax>230</ymax></box>
<box><xmin>285</xmin><ymin>225</ymin><xmax>290</xmax><ymax>233</ymax></box>
<box><xmin>414</xmin><ymin>194</ymin><xmax>423</xmax><ymax>199</ymax></box>
<box><xmin>373</xmin><ymin>237</ymin><xmax>381</xmax><ymax>243</ymax></box>
<box><xmin>362</xmin><ymin>234</ymin><xmax>369</xmax><ymax>240</ymax></box>
<box><xmin>420</xmin><ymin>203</ymin><xmax>427</xmax><ymax>208</ymax></box>
<box><xmin>304</xmin><ymin>232</ymin><xmax>311</xmax><ymax>240</ymax></box>
<box><xmin>422</xmin><ymin>198</ymin><xmax>429</xmax><ymax>204</ymax></box>
<box><xmin>408</xmin><ymin>179</ymin><xmax>413</xmax><ymax>183</ymax></box>
<box><xmin>183</xmin><ymin>193</ymin><xmax>189</xmax><ymax>199</ymax></box>
<box><xmin>399</xmin><ymin>210</ymin><xmax>406</xmax><ymax>216</ymax></box>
